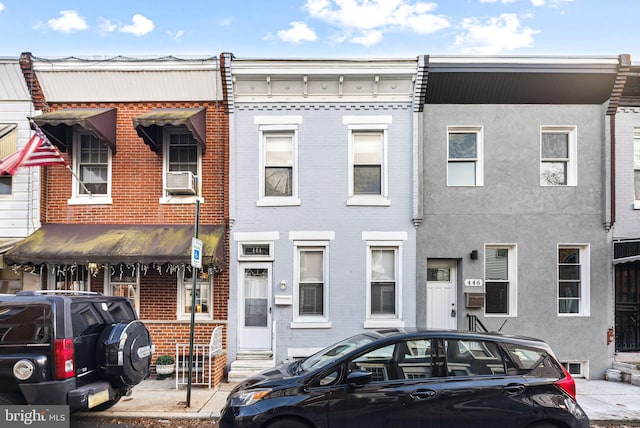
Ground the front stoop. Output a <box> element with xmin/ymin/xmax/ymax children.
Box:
<box><xmin>227</xmin><ymin>351</ymin><xmax>275</xmax><ymax>383</ymax></box>
<box><xmin>606</xmin><ymin>361</ymin><xmax>640</xmax><ymax>387</ymax></box>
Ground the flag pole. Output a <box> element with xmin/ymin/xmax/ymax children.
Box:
<box><xmin>27</xmin><ymin>119</ymin><xmax>92</xmax><ymax>196</ymax></box>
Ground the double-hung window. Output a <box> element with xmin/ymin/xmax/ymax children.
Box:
<box><xmin>540</xmin><ymin>126</ymin><xmax>577</xmax><ymax>186</ymax></box>
<box><xmin>292</xmin><ymin>231</ymin><xmax>333</xmax><ymax>328</ymax></box>
<box><xmin>364</xmin><ymin>232</ymin><xmax>406</xmax><ymax>328</ymax></box>
<box><xmin>344</xmin><ymin>116</ymin><xmax>391</xmax><ymax>206</ymax></box>
<box><xmin>163</xmin><ymin>129</ymin><xmax>200</xmax><ymax>200</ymax></box>
<box><xmin>0</xmin><ymin>124</ymin><xmax>16</xmax><ymax>196</ymax></box>
<box><xmin>70</xmin><ymin>130</ymin><xmax>112</xmax><ymax>204</ymax></box>
<box><xmin>558</xmin><ymin>245</ymin><xmax>590</xmax><ymax>316</ymax></box>
<box><xmin>484</xmin><ymin>245</ymin><xmax>517</xmax><ymax>316</ymax></box>
<box><xmin>447</xmin><ymin>127</ymin><xmax>483</xmax><ymax>186</ymax></box>
<box><xmin>255</xmin><ymin>116</ymin><xmax>301</xmax><ymax>206</ymax></box>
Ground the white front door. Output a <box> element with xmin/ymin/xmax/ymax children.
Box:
<box><xmin>238</xmin><ymin>263</ymin><xmax>272</xmax><ymax>350</ymax></box>
<box><xmin>426</xmin><ymin>260</ymin><xmax>457</xmax><ymax>329</ymax></box>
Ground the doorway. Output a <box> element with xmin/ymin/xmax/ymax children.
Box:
<box><xmin>238</xmin><ymin>263</ymin><xmax>272</xmax><ymax>350</ymax></box>
<box><xmin>426</xmin><ymin>260</ymin><xmax>458</xmax><ymax>329</ymax></box>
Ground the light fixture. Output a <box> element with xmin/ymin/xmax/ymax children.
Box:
<box><xmin>470</xmin><ymin>250</ymin><xmax>478</xmax><ymax>260</ymax></box>
<box><xmin>280</xmin><ymin>280</ymin><xmax>287</xmax><ymax>290</ymax></box>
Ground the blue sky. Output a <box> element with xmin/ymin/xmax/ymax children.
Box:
<box><xmin>0</xmin><ymin>0</ymin><xmax>638</xmax><ymax>60</ymax></box>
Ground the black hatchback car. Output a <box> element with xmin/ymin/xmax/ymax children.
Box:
<box><xmin>220</xmin><ymin>329</ymin><xmax>588</xmax><ymax>428</ymax></box>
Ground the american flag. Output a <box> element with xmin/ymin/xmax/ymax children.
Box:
<box><xmin>0</xmin><ymin>122</ymin><xmax>67</xmax><ymax>175</ymax></box>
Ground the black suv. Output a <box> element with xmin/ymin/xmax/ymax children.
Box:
<box><xmin>0</xmin><ymin>291</ymin><xmax>153</xmax><ymax>411</ymax></box>
<box><xmin>221</xmin><ymin>329</ymin><xmax>589</xmax><ymax>428</ymax></box>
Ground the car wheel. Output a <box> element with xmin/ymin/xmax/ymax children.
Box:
<box><xmin>266</xmin><ymin>418</ymin><xmax>310</xmax><ymax>428</ymax></box>
<box><xmin>100</xmin><ymin>320</ymin><xmax>153</xmax><ymax>387</ymax></box>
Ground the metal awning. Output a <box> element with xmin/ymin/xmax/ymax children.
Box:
<box><xmin>614</xmin><ymin>240</ymin><xmax>640</xmax><ymax>265</ymax></box>
<box><xmin>31</xmin><ymin>108</ymin><xmax>117</xmax><ymax>153</ymax></box>
<box><xmin>133</xmin><ymin>108</ymin><xmax>206</xmax><ymax>154</ymax></box>
<box><xmin>4</xmin><ymin>224</ymin><xmax>225</xmax><ymax>269</ymax></box>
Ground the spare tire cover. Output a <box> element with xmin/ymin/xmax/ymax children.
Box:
<box><xmin>102</xmin><ymin>320</ymin><xmax>153</xmax><ymax>387</ymax></box>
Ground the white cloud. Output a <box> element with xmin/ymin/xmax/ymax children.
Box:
<box><xmin>0</xmin><ymin>3</ymin><xmax>5</xmax><ymax>13</ymax></box>
<box><xmin>119</xmin><ymin>14</ymin><xmax>154</xmax><ymax>36</ymax></box>
<box><xmin>300</xmin><ymin>0</ymin><xmax>450</xmax><ymax>46</ymax></box>
<box><xmin>98</xmin><ymin>18</ymin><xmax>117</xmax><ymax>33</ymax></box>
<box><xmin>277</xmin><ymin>21</ymin><xmax>318</xmax><ymax>44</ymax></box>
<box><xmin>530</xmin><ymin>0</ymin><xmax>574</xmax><ymax>6</ymax></box>
<box><xmin>46</xmin><ymin>10</ymin><xmax>88</xmax><ymax>33</ymax></box>
<box><xmin>218</xmin><ymin>17</ymin><xmax>233</xmax><ymax>27</ymax></box>
<box><xmin>453</xmin><ymin>13</ymin><xmax>539</xmax><ymax>54</ymax></box>
<box><xmin>167</xmin><ymin>30</ymin><xmax>184</xmax><ymax>42</ymax></box>
<box><xmin>480</xmin><ymin>0</ymin><xmax>516</xmax><ymax>3</ymax></box>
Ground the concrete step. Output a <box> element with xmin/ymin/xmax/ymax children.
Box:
<box><xmin>227</xmin><ymin>355</ymin><xmax>276</xmax><ymax>383</ymax></box>
<box><xmin>236</xmin><ymin>350</ymin><xmax>273</xmax><ymax>360</ymax></box>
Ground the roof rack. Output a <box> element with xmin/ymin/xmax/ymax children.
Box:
<box><xmin>16</xmin><ymin>290</ymin><xmax>103</xmax><ymax>296</ymax></box>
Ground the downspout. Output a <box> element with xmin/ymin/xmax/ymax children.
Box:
<box><xmin>605</xmin><ymin>54</ymin><xmax>632</xmax><ymax>231</ymax></box>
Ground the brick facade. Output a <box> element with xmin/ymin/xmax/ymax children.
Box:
<box><xmin>31</xmin><ymin>96</ymin><xmax>229</xmax><ymax>382</ymax></box>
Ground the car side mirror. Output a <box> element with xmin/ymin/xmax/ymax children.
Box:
<box><xmin>347</xmin><ymin>370</ymin><xmax>372</xmax><ymax>386</ymax></box>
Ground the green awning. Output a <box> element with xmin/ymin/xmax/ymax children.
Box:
<box><xmin>31</xmin><ymin>108</ymin><xmax>117</xmax><ymax>153</ymax></box>
<box><xmin>133</xmin><ymin>108</ymin><xmax>206</xmax><ymax>153</ymax></box>
<box><xmin>4</xmin><ymin>224</ymin><xmax>225</xmax><ymax>269</ymax></box>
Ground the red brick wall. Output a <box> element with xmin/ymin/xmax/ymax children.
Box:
<box><xmin>40</xmin><ymin>100</ymin><xmax>230</xmax><ymax>384</ymax></box>
<box><xmin>40</xmin><ymin>101</ymin><xmax>228</xmax><ymax>225</ymax></box>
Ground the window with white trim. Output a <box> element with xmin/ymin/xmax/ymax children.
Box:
<box><xmin>484</xmin><ymin>245</ymin><xmax>517</xmax><ymax>316</ymax></box>
<box><xmin>264</xmin><ymin>132</ymin><xmax>294</xmax><ymax>197</ymax></box>
<box><xmin>540</xmin><ymin>126</ymin><xmax>577</xmax><ymax>186</ymax></box>
<box><xmin>71</xmin><ymin>130</ymin><xmax>112</xmax><ymax>203</ymax></box>
<box><xmin>163</xmin><ymin>128</ymin><xmax>201</xmax><ymax>199</ymax></box>
<box><xmin>178</xmin><ymin>265</ymin><xmax>213</xmax><ymax>320</ymax></box>
<box><xmin>558</xmin><ymin>245</ymin><xmax>590</xmax><ymax>316</ymax></box>
<box><xmin>344</xmin><ymin>116</ymin><xmax>391</xmax><ymax>206</ymax></box>
<box><xmin>561</xmin><ymin>361</ymin><xmax>587</xmax><ymax>378</ymax></box>
<box><xmin>108</xmin><ymin>263</ymin><xmax>140</xmax><ymax>313</ymax></box>
<box><xmin>295</xmin><ymin>246</ymin><xmax>327</xmax><ymax>320</ymax></box>
<box><xmin>447</xmin><ymin>127</ymin><xmax>483</xmax><ymax>186</ymax></box>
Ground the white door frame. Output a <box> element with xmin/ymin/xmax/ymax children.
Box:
<box><xmin>426</xmin><ymin>260</ymin><xmax>458</xmax><ymax>329</ymax></box>
<box><xmin>238</xmin><ymin>262</ymin><xmax>272</xmax><ymax>351</ymax></box>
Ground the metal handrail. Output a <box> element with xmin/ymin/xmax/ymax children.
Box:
<box><xmin>467</xmin><ymin>314</ymin><xmax>489</xmax><ymax>332</ymax></box>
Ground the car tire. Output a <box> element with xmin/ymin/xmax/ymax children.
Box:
<box><xmin>266</xmin><ymin>418</ymin><xmax>310</xmax><ymax>428</ymax></box>
<box><xmin>100</xmin><ymin>320</ymin><xmax>153</xmax><ymax>387</ymax></box>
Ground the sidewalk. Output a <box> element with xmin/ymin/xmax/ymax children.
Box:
<box><xmin>79</xmin><ymin>377</ymin><xmax>640</xmax><ymax>424</ymax></box>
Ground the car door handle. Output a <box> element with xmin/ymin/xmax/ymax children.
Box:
<box><xmin>410</xmin><ymin>389</ymin><xmax>437</xmax><ymax>400</ymax></box>
<box><xmin>503</xmin><ymin>384</ymin><xmax>525</xmax><ymax>394</ymax></box>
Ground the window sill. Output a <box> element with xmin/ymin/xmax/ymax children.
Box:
<box><xmin>634</xmin><ymin>200</ymin><xmax>640</xmax><ymax>210</ymax></box>
<box><xmin>363</xmin><ymin>319</ymin><xmax>404</xmax><ymax>329</ymax></box>
<box><xmin>290</xmin><ymin>321</ymin><xmax>332</xmax><ymax>329</ymax></box>
<box><xmin>160</xmin><ymin>195</ymin><xmax>203</xmax><ymax>204</ymax></box>
<box><xmin>347</xmin><ymin>196</ymin><xmax>391</xmax><ymax>206</ymax></box>
<box><xmin>257</xmin><ymin>197</ymin><xmax>301</xmax><ymax>207</ymax></box>
<box><xmin>68</xmin><ymin>196</ymin><xmax>113</xmax><ymax>205</ymax></box>
<box><xmin>178</xmin><ymin>314</ymin><xmax>214</xmax><ymax>321</ymax></box>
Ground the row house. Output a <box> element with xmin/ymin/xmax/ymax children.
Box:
<box><xmin>612</xmin><ymin>61</ymin><xmax>640</xmax><ymax>360</ymax></box>
<box><xmin>0</xmin><ymin>58</ymin><xmax>40</xmax><ymax>293</ymax></box>
<box><xmin>4</xmin><ymin>54</ymin><xmax>230</xmax><ymax>385</ymax></box>
<box><xmin>224</xmin><ymin>55</ymin><xmax>419</xmax><ymax>378</ymax></box>
<box><xmin>415</xmin><ymin>55</ymin><xmax>628</xmax><ymax>379</ymax></box>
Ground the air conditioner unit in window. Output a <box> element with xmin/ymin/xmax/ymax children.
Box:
<box><xmin>166</xmin><ymin>171</ymin><xmax>196</xmax><ymax>195</ymax></box>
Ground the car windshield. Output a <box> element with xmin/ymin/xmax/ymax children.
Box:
<box><xmin>300</xmin><ymin>333</ymin><xmax>378</xmax><ymax>373</ymax></box>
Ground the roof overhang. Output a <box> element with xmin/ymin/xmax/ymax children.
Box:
<box><xmin>421</xmin><ymin>55</ymin><xmax>621</xmax><ymax>105</ymax></box>
<box><xmin>4</xmin><ymin>224</ymin><xmax>225</xmax><ymax>269</ymax></box>
<box><xmin>133</xmin><ymin>108</ymin><xmax>206</xmax><ymax>154</ymax></box>
<box><xmin>31</xmin><ymin>108</ymin><xmax>117</xmax><ymax>153</ymax></box>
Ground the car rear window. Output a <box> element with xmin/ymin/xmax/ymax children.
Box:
<box><xmin>0</xmin><ymin>304</ymin><xmax>52</xmax><ymax>344</ymax></box>
<box><xmin>504</xmin><ymin>344</ymin><xmax>563</xmax><ymax>377</ymax></box>
<box><xmin>71</xmin><ymin>301</ymin><xmax>136</xmax><ymax>336</ymax></box>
